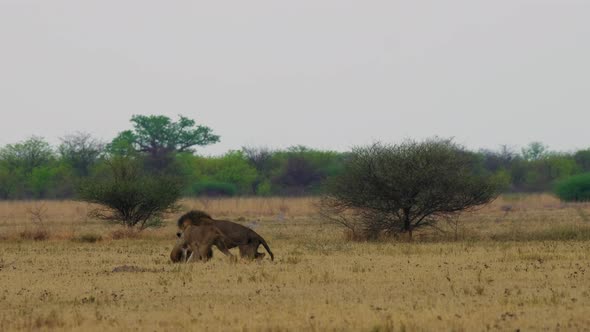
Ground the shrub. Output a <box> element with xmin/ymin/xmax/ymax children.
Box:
<box><xmin>187</xmin><ymin>151</ymin><xmax>257</xmax><ymax>195</ymax></box>
<box><xmin>77</xmin><ymin>157</ymin><xmax>183</xmax><ymax>230</ymax></box>
<box><xmin>19</xmin><ymin>229</ymin><xmax>50</xmax><ymax>241</ymax></box>
<box><xmin>554</xmin><ymin>173</ymin><xmax>590</xmax><ymax>202</ymax></box>
<box><xmin>256</xmin><ymin>180</ymin><xmax>272</xmax><ymax>196</ymax></box>
<box><xmin>320</xmin><ymin>139</ymin><xmax>501</xmax><ymax>239</ymax></box>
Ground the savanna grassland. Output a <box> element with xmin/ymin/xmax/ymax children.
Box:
<box><xmin>0</xmin><ymin>196</ymin><xmax>589</xmax><ymax>331</ymax></box>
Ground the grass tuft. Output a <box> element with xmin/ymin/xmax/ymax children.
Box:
<box><xmin>110</xmin><ymin>228</ymin><xmax>141</xmax><ymax>240</ymax></box>
<box><xmin>491</xmin><ymin>225</ymin><xmax>590</xmax><ymax>242</ymax></box>
<box><xmin>76</xmin><ymin>233</ymin><xmax>103</xmax><ymax>243</ymax></box>
<box><xmin>18</xmin><ymin>229</ymin><xmax>50</xmax><ymax>241</ymax></box>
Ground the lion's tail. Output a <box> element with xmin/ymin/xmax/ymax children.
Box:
<box><xmin>259</xmin><ymin>236</ymin><xmax>274</xmax><ymax>261</ymax></box>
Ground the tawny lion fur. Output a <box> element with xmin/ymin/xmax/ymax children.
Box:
<box><xmin>175</xmin><ymin>223</ymin><xmax>235</xmax><ymax>262</ymax></box>
<box><xmin>175</xmin><ymin>210</ymin><xmax>274</xmax><ymax>261</ymax></box>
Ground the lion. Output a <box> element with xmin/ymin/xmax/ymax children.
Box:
<box><xmin>170</xmin><ymin>239</ymin><xmax>194</xmax><ymax>263</ymax></box>
<box><xmin>176</xmin><ymin>223</ymin><xmax>235</xmax><ymax>262</ymax></box>
<box><xmin>177</xmin><ymin>211</ymin><xmax>274</xmax><ymax>261</ymax></box>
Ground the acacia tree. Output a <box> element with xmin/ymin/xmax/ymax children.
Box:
<box><xmin>320</xmin><ymin>139</ymin><xmax>501</xmax><ymax>239</ymax></box>
<box><xmin>77</xmin><ymin>156</ymin><xmax>183</xmax><ymax>230</ymax></box>
<box><xmin>108</xmin><ymin>115</ymin><xmax>220</xmax><ymax>170</ymax></box>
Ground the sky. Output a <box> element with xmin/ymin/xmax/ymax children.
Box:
<box><xmin>1</xmin><ymin>0</ymin><xmax>589</xmax><ymax>156</ymax></box>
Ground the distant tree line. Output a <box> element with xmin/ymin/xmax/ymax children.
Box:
<box><xmin>0</xmin><ymin>115</ymin><xmax>588</xmax><ymax>200</ymax></box>
<box><xmin>479</xmin><ymin>142</ymin><xmax>590</xmax><ymax>192</ymax></box>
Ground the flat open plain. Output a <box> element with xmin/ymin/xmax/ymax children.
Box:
<box><xmin>0</xmin><ymin>196</ymin><xmax>589</xmax><ymax>331</ymax></box>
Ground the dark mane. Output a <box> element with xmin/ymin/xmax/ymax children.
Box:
<box><xmin>177</xmin><ymin>210</ymin><xmax>213</xmax><ymax>228</ymax></box>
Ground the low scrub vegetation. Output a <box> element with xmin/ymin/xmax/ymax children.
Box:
<box><xmin>77</xmin><ymin>156</ymin><xmax>183</xmax><ymax>230</ymax></box>
<box><xmin>0</xmin><ymin>115</ymin><xmax>589</xmax><ymax>200</ymax></box>
<box><xmin>321</xmin><ymin>139</ymin><xmax>502</xmax><ymax>239</ymax></box>
<box><xmin>109</xmin><ymin>228</ymin><xmax>142</xmax><ymax>240</ymax></box>
<box><xmin>0</xmin><ymin>196</ymin><xmax>589</xmax><ymax>331</ymax></box>
<box><xmin>76</xmin><ymin>233</ymin><xmax>103</xmax><ymax>243</ymax></box>
<box><xmin>18</xmin><ymin>228</ymin><xmax>50</xmax><ymax>241</ymax></box>
<box><xmin>554</xmin><ymin>173</ymin><xmax>590</xmax><ymax>202</ymax></box>
<box><xmin>490</xmin><ymin>225</ymin><xmax>590</xmax><ymax>242</ymax></box>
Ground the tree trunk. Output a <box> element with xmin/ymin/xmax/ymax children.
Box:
<box><xmin>403</xmin><ymin>208</ymin><xmax>412</xmax><ymax>241</ymax></box>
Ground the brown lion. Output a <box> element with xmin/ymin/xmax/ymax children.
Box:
<box><xmin>169</xmin><ymin>240</ymin><xmax>185</xmax><ymax>263</ymax></box>
<box><xmin>176</xmin><ymin>223</ymin><xmax>235</xmax><ymax>262</ymax></box>
<box><xmin>177</xmin><ymin>211</ymin><xmax>274</xmax><ymax>261</ymax></box>
<box><xmin>170</xmin><ymin>239</ymin><xmax>194</xmax><ymax>263</ymax></box>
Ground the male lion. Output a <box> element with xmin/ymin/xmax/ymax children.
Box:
<box><xmin>176</xmin><ymin>223</ymin><xmax>235</xmax><ymax>262</ymax></box>
<box><xmin>177</xmin><ymin>211</ymin><xmax>274</xmax><ymax>261</ymax></box>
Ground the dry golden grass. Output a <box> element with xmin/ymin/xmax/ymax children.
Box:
<box><xmin>0</xmin><ymin>195</ymin><xmax>589</xmax><ymax>331</ymax></box>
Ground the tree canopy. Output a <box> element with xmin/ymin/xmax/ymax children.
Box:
<box><xmin>321</xmin><ymin>139</ymin><xmax>502</xmax><ymax>239</ymax></box>
<box><xmin>108</xmin><ymin>115</ymin><xmax>219</xmax><ymax>170</ymax></box>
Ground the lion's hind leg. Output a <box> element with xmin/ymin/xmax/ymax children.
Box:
<box><xmin>215</xmin><ymin>238</ymin><xmax>237</xmax><ymax>263</ymax></box>
<box><xmin>238</xmin><ymin>244</ymin><xmax>264</xmax><ymax>261</ymax></box>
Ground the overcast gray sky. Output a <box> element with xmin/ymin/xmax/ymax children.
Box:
<box><xmin>1</xmin><ymin>0</ymin><xmax>589</xmax><ymax>155</ymax></box>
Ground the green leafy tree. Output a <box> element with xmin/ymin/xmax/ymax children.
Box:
<box><xmin>187</xmin><ymin>151</ymin><xmax>258</xmax><ymax>196</ymax></box>
<box><xmin>0</xmin><ymin>137</ymin><xmax>56</xmax><ymax>199</ymax></box>
<box><xmin>522</xmin><ymin>142</ymin><xmax>548</xmax><ymax>161</ymax></box>
<box><xmin>29</xmin><ymin>166</ymin><xmax>55</xmax><ymax>198</ymax></box>
<box><xmin>209</xmin><ymin>151</ymin><xmax>258</xmax><ymax>193</ymax></box>
<box><xmin>106</xmin><ymin>130</ymin><xmax>138</xmax><ymax>157</ymax></box>
<box><xmin>0</xmin><ymin>137</ymin><xmax>53</xmax><ymax>174</ymax></box>
<box><xmin>108</xmin><ymin>115</ymin><xmax>220</xmax><ymax>170</ymax></box>
<box><xmin>545</xmin><ymin>155</ymin><xmax>579</xmax><ymax>180</ymax></box>
<box><xmin>518</xmin><ymin>155</ymin><xmax>579</xmax><ymax>192</ymax></box>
